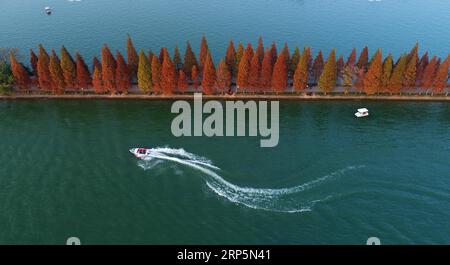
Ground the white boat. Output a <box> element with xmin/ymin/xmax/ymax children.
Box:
<box><xmin>130</xmin><ymin>148</ymin><xmax>152</xmax><ymax>159</ymax></box>
<box><xmin>355</xmin><ymin>108</ymin><xmax>369</xmax><ymax>118</ymax></box>
<box><xmin>45</xmin><ymin>6</ymin><xmax>52</xmax><ymax>14</ymax></box>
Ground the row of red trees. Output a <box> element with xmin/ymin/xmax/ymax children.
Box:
<box><xmin>8</xmin><ymin>36</ymin><xmax>450</xmax><ymax>95</ymax></box>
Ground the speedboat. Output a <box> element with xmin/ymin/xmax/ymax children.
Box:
<box><xmin>45</xmin><ymin>6</ymin><xmax>52</xmax><ymax>15</ymax></box>
<box><xmin>130</xmin><ymin>148</ymin><xmax>152</xmax><ymax>159</ymax></box>
<box><xmin>355</xmin><ymin>108</ymin><xmax>369</xmax><ymax>118</ymax></box>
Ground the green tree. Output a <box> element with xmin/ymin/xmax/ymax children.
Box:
<box><xmin>318</xmin><ymin>49</ymin><xmax>337</xmax><ymax>94</ymax></box>
<box><xmin>137</xmin><ymin>49</ymin><xmax>152</xmax><ymax>93</ymax></box>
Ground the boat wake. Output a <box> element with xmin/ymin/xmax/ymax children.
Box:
<box><xmin>137</xmin><ymin>147</ymin><xmax>364</xmax><ymax>213</ymax></box>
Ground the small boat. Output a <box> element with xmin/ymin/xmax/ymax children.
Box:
<box><xmin>130</xmin><ymin>148</ymin><xmax>152</xmax><ymax>159</ymax></box>
<box><xmin>45</xmin><ymin>6</ymin><xmax>52</xmax><ymax>15</ymax></box>
<box><xmin>355</xmin><ymin>108</ymin><xmax>369</xmax><ymax>118</ymax></box>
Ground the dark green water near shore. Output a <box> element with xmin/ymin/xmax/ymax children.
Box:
<box><xmin>0</xmin><ymin>100</ymin><xmax>449</xmax><ymax>244</ymax></box>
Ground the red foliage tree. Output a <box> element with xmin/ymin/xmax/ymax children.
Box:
<box><xmin>30</xmin><ymin>49</ymin><xmax>38</xmax><ymax>77</ymax></box>
<box><xmin>356</xmin><ymin>46</ymin><xmax>369</xmax><ymax>70</ymax></box>
<box><xmin>421</xmin><ymin>56</ymin><xmax>439</xmax><ymax>89</ymax></box>
<box><xmin>160</xmin><ymin>50</ymin><xmax>177</xmax><ymax>95</ymax></box>
<box><xmin>202</xmin><ymin>52</ymin><xmax>216</xmax><ymax>95</ymax></box>
<box><xmin>92</xmin><ymin>64</ymin><xmax>103</xmax><ymax>93</ymax></box>
<box><xmin>271</xmin><ymin>52</ymin><xmax>287</xmax><ymax>93</ymax></box>
<box><xmin>432</xmin><ymin>57</ymin><xmax>449</xmax><ymax>94</ymax></box>
<box><xmin>270</xmin><ymin>42</ymin><xmax>277</xmax><ymax>68</ymax></box>
<box><xmin>225</xmin><ymin>40</ymin><xmax>236</xmax><ymax>77</ymax></box>
<box><xmin>126</xmin><ymin>35</ymin><xmax>139</xmax><ymax>79</ymax></box>
<box><xmin>177</xmin><ymin>70</ymin><xmax>189</xmax><ymax>93</ymax></box>
<box><xmin>49</xmin><ymin>50</ymin><xmax>65</xmax><ymax>94</ymax></box>
<box><xmin>259</xmin><ymin>48</ymin><xmax>273</xmax><ymax>93</ymax></box>
<box><xmin>75</xmin><ymin>52</ymin><xmax>91</xmax><ymax>90</ymax></box>
<box><xmin>248</xmin><ymin>53</ymin><xmax>261</xmax><ymax>92</ymax></box>
<box><xmin>115</xmin><ymin>51</ymin><xmax>131</xmax><ymax>94</ymax></box>
<box><xmin>216</xmin><ymin>58</ymin><xmax>231</xmax><ymax>94</ymax></box>
<box><xmin>183</xmin><ymin>41</ymin><xmax>198</xmax><ymax>77</ymax></box>
<box><xmin>101</xmin><ymin>45</ymin><xmax>117</xmax><ymax>93</ymax></box>
<box><xmin>255</xmin><ymin>36</ymin><xmax>264</xmax><ymax>63</ymax></box>
<box><xmin>10</xmin><ymin>52</ymin><xmax>32</xmax><ymax>91</ymax></box>
<box><xmin>236</xmin><ymin>45</ymin><xmax>251</xmax><ymax>92</ymax></box>
<box><xmin>152</xmin><ymin>56</ymin><xmax>162</xmax><ymax>94</ymax></box>
<box><xmin>416</xmin><ymin>52</ymin><xmax>429</xmax><ymax>86</ymax></box>
<box><xmin>199</xmin><ymin>35</ymin><xmax>209</xmax><ymax>69</ymax></box>
<box><xmin>346</xmin><ymin>48</ymin><xmax>357</xmax><ymax>67</ymax></box>
<box><xmin>191</xmin><ymin>65</ymin><xmax>199</xmax><ymax>90</ymax></box>
<box><xmin>312</xmin><ymin>51</ymin><xmax>324</xmax><ymax>82</ymax></box>
<box><xmin>37</xmin><ymin>44</ymin><xmax>52</xmax><ymax>91</ymax></box>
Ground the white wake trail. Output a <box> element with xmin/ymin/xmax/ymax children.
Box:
<box><xmin>137</xmin><ymin>147</ymin><xmax>364</xmax><ymax>213</ymax></box>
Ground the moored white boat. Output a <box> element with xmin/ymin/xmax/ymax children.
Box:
<box><xmin>355</xmin><ymin>108</ymin><xmax>369</xmax><ymax>118</ymax></box>
<box><xmin>45</xmin><ymin>6</ymin><xmax>52</xmax><ymax>14</ymax></box>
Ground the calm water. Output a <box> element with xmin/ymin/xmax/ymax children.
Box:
<box><xmin>1</xmin><ymin>0</ymin><xmax>450</xmax><ymax>244</ymax></box>
<box><xmin>1</xmin><ymin>0</ymin><xmax>450</xmax><ymax>63</ymax></box>
<box><xmin>0</xmin><ymin>100</ymin><xmax>449</xmax><ymax>244</ymax></box>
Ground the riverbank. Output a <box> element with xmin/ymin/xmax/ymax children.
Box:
<box><xmin>1</xmin><ymin>93</ymin><xmax>450</xmax><ymax>101</ymax></box>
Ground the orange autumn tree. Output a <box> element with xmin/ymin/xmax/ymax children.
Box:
<box><xmin>248</xmin><ymin>53</ymin><xmax>261</xmax><ymax>92</ymax></box>
<box><xmin>177</xmin><ymin>70</ymin><xmax>189</xmax><ymax>93</ymax></box>
<box><xmin>101</xmin><ymin>45</ymin><xmax>116</xmax><ymax>93</ymax></box>
<box><xmin>381</xmin><ymin>54</ymin><xmax>393</xmax><ymax>92</ymax></box>
<box><xmin>216</xmin><ymin>58</ymin><xmax>231</xmax><ymax>94</ymax></box>
<box><xmin>236</xmin><ymin>45</ymin><xmax>252</xmax><ymax>92</ymax></box>
<box><xmin>235</xmin><ymin>42</ymin><xmax>244</xmax><ymax>70</ymax></box>
<box><xmin>30</xmin><ymin>49</ymin><xmax>38</xmax><ymax>77</ymax></box>
<box><xmin>126</xmin><ymin>35</ymin><xmax>139</xmax><ymax>79</ymax></box>
<box><xmin>199</xmin><ymin>35</ymin><xmax>209</xmax><ymax>69</ymax></box>
<box><xmin>115</xmin><ymin>51</ymin><xmax>131</xmax><ymax>94</ymax></box>
<box><xmin>271</xmin><ymin>51</ymin><xmax>287</xmax><ymax>93</ymax></box>
<box><xmin>421</xmin><ymin>56</ymin><xmax>439</xmax><ymax>90</ymax></box>
<box><xmin>293</xmin><ymin>47</ymin><xmax>309</xmax><ymax>91</ymax></box>
<box><xmin>432</xmin><ymin>57</ymin><xmax>449</xmax><ymax>95</ymax></box>
<box><xmin>9</xmin><ymin>52</ymin><xmax>31</xmax><ymax>91</ymax></box>
<box><xmin>173</xmin><ymin>46</ymin><xmax>182</xmax><ymax>71</ymax></box>
<box><xmin>318</xmin><ymin>49</ymin><xmax>337</xmax><ymax>95</ymax></box>
<box><xmin>37</xmin><ymin>44</ymin><xmax>52</xmax><ymax>91</ymax></box>
<box><xmin>75</xmin><ymin>52</ymin><xmax>91</xmax><ymax>90</ymax></box>
<box><xmin>60</xmin><ymin>46</ymin><xmax>76</xmax><ymax>89</ymax></box>
<box><xmin>255</xmin><ymin>37</ymin><xmax>264</xmax><ymax>63</ymax></box>
<box><xmin>388</xmin><ymin>55</ymin><xmax>407</xmax><ymax>94</ymax></box>
<box><xmin>183</xmin><ymin>41</ymin><xmax>198</xmax><ymax>78</ymax></box>
<box><xmin>160</xmin><ymin>49</ymin><xmax>177</xmax><ymax>95</ymax></box>
<box><xmin>92</xmin><ymin>63</ymin><xmax>103</xmax><ymax>93</ymax></box>
<box><xmin>225</xmin><ymin>40</ymin><xmax>236</xmax><ymax>77</ymax></box>
<box><xmin>270</xmin><ymin>42</ymin><xmax>277</xmax><ymax>67</ymax></box>
<box><xmin>201</xmin><ymin>52</ymin><xmax>216</xmax><ymax>95</ymax></box>
<box><xmin>191</xmin><ymin>65</ymin><xmax>199</xmax><ymax>90</ymax></box>
<box><xmin>259</xmin><ymin>48</ymin><xmax>273</xmax><ymax>93</ymax></box>
<box><xmin>363</xmin><ymin>49</ymin><xmax>382</xmax><ymax>95</ymax></box>
<box><xmin>152</xmin><ymin>56</ymin><xmax>162</xmax><ymax>94</ymax></box>
<box><xmin>403</xmin><ymin>48</ymin><xmax>418</xmax><ymax>89</ymax></box>
<box><xmin>49</xmin><ymin>50</ymin><xmax>65</xmax><ymax>94</ymax></box>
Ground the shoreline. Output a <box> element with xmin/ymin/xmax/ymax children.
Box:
<box><xmin>1</xmin><ymin>93</ymin><xmax>450</xmax><ymax>101</ymax></box>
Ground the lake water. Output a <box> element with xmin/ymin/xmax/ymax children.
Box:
<box><xmin>1</xmin><ymin>0</ymin><xmax>450</xmax><ymax>244</ymax></box>
<box><xmin>0</xmin><ymin>100</ymin><xmax>449</xmax><ymax>244</ymax></box>
<box><xmin>1</xmin><ymin>0</ymin><xmax>450</xmax><ymax>63</ymax></box>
